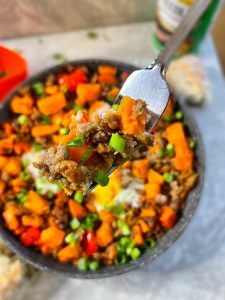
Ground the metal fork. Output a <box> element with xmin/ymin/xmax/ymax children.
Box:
<box><xmin>86</xmin><ymin>0</ymin><xmax>212</xmax><ymax>194</ymax></box>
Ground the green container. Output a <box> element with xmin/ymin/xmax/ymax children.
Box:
<box><xmin>152</xmin><ymin>0</ymin><xmax>221</xmax><ymax>55</ymax></box>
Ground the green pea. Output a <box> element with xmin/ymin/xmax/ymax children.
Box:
<box><xmin>147</xmin><ymin>238</ymin><xmax>156</xmax><ymax>249</ymax></box>
<box><xmin>77</xmin><ymin>258</ymin><xmax>89</xmax><ymax>271</ymax></box>
<box><xmin>74</xmin><ymin>191</ymin><xmax>84</xmax><ymax>203</ymax></box>
<box><xmin>189</xmin><ymin>139</ymin><xmax>197</xmax><ymax>149</ymax></box>
<box><xmin>70</xmin><ymin>218</ymin><xmax>80</xmax><ymax>230</ymax></box>
<box><xmin>89</xmin><ymin>261</ymin><xmax>100</xmax><ymax>271</ymax></box>
<box><xmin>60</xmin><ymin>127</ymin><xmax>70</xmax><ymax>135</ymax></box>
<box><xmin>164</xmin><ymin>114</ymin><xmax>172</xmax><ymax>122</ymax></box>
<box><xmin>65</xmin><ymin>232</ymin><xmax>77</xmax><ymax>244</ymax></box>
<box><xmin>18</xmin><ymin>115</ymin><xmax>27</xmax><ymax>125</ymax></box>
<box><xmin>166</xmin><ymin>143</ymin><xmax>175</xmax><ymax>156</ymax></box>
<box><xmin>22</xmin><ymin>159</ymin><xmax>29</xmax><ymax>168</ymax></box>
<box><xmin>130</xmin><ymin>248</ymin><xmax>141</xmax><ymax>260</ymax></box>
<box><xmin>163</xmin><ymin>172</ymin><xmax>174</xmax><ymax>183</ymax></box>
<box><xmin>19</xmin><ymin>171</ymin><xmax>31</xmax><ymax>182</ymax></box>
<box><xmin>175</xmin><ymin>111</ymin><xmax>184</xmax><ymax>120</ymax></box>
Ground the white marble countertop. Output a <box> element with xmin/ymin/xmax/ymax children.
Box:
<box><xmin>1</xmin><ymin>22</ymin><xmax>225</xmax><ymax>300</ymax></box>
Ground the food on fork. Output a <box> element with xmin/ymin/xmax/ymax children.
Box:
<box><xmin>34</xmin><ymin>96</ymin><xmax>153</xmax><ymax>195</ymax></box>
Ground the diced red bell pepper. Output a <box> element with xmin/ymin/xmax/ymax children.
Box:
<box><xmin>82</xmin><ymin>229</ymin><xmax>98</xmax><ymax>256</ymax></box>
<box><xmin>20</xmin><ymin>227</ymin><xmax>41</xmax><ymax>247</ymax></box>
<box><xmin>151</xmin><ymin>126</ymin><xmax>158</xmax><ymax>134</ymax></box>
<box><xmin>58</xmin><ymin>69</ymin><xmax>87</xmax><ymax>92</ymax></box>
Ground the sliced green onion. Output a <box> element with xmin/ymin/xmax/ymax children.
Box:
<box><xmin>126</xmin><ymin>239</ymin><xmax>135</xmax><ymax>256</ymax></box>
<box><xmin>42</xmin><ymin>115</ymin><xmax>50</xmax><ymax>124</ymax></box>
<box><xmin>163</xmin><ymin>172</ymin><xmax>174</xmax><ymax>183</ymax></box>
<box><xmin>146</xmin><ymin>238</ymin><xmax>156</xmax><ymax>249</ymax></box>
<box><xmin>16</xmin><ymin>190</ymin><xmax>28</xmax><ymax>205</ymax></box>
<box><xmin>65</xmin><ymin>232</ymin><xmax>78</xmax><ymax>244</ymax></box>
<box><xmin>73</xmin><ymin>104</ymin><xmax>83</xmax><ymax>112</ymax></box>
<box><xmin>112</xmin><ymin>104</ymin><xmax>119</xmax><ymax>111</ymax></box>
<box><xmin>53</xmin><ymin>53</ymin><xmax>67</xmax><ymax>63</ymax></box>
<box><xmin>175</xmin><ymin>111</ymin><xmax>184</xmax><ymax>120</ymax></box>
<box><xmin>47</xmin><ymin>191</ymin><xmax>54</xmax><ymax>199</ymax></box>
<box><xmin>189</xmin><ymin>139</ymin><xmax>197</xmax><ymax>149</ymax></box>
<box><xmin>89</xmin><ymin>260</ymin><xmax>100</xmax><ymax>271</ymax></box>
<box><xmin>80</xmin><ymin>148</ymin><xmax>95</xmax><ymax>163</ymax></box>
<box><xmin>119</xmin><ymin>237</ymin><xmax>133</xmax><ymax>248</ymax></box>
<box><xmin>93</xmin><ymin>170</ymin><xmax>109</xmax><ymax>187</ymax></box>
<box><xmin>19</xmin><ymin>171</ymin><xmax>31</xmax><ymax>182</ymax></box>
<box><xmin>32</xmin><ymin>82</ymin><xmax>44</xmax><ymax>95</ymax></box>
<box><xmin>70</xmin><ymin>217</ymin><xmax>80</xmax><ymax>230</ymax></box>
<box><xmin>18</xmin><ymin>115</ymin><xmax>27</xmax><ymax>125</ymax></box>
<box><xmin>67</xmin><ymin>135</ymin><xmax>85</xmax><ymax>147</ymax></box>
<box><xmin>60</xmin><ymin>86</ymin><xmax>68</xmax><ymax>93</ymax></box>
<box><xmin>106</xmin><ymin>95</ymin><xmax>114</xmax><ymax>103</ymax></box>
<box><xmin>36</xmin><ymin>187</ymin><xmax>43</xmax><ymax>195</ymax></box>
<box><xmin>22</xmin><ymin>159</ymin><xmax>29</xmax><ymax>168</ymax></box>
<box><xmin>115</xmin><ymin>255</ymin><xmax>127</xmax><ymax>265</ymax></box>
<box><xmin>74</xmin><ymin>191</ymin><xmax>84</xmax><ymax>203</ymax></box>
<box><xmin>120</xmin><ymin>255</ymin><xmax>127</xmax><ymax>264</ymax></box>
<box><xmin>117</xmin><ymin>220</ymin><xmax>130</xmax><ymax>236</ymax></box>
<box><xmin>111</xmin><ymin>204</ymin><xmax>125</xmax><ymax>216</ymax></box>
<box><xmin>77</xmin><ymin>258</ymin><xmax>89</xmax><ymax>271</ymax></box>
<box><xmin>166</xmin><ymin>143</ymin><xmax>175</xmax><ymax>156</ymax></box>
<box><xmin>86</xmin><ymin>31</ymin><xmax>97</xmax><ymax>39</ymax></box>
<box><xmin>164</xmin><ymin>114</ymin><xmax>173</xmax><ymax>122</ymax></box>
<box><xmin>81</xmin><ymin>213</ymin><xmax>98</xmax><ymax>230</ymax></box>
<box><xmin>32</xmin><ymin>142</ymin><xmax>43</xmax><ymax>152</ymax></box>
<box><xmin>55</xmin><ymin>180</ymin><xmax>63</xmax><ymax>192</ymax></box>
<box><xmin>109</xmin><ymin>133</ymin><xmax>126</xmax><ymax>154</ymax></box>
<box><xmin>60</xmin><ymin>127</ymin><xmax>70</xmax><ymax>135</ymax></box>
<box><xmin>157</xmin><ymin>148</ymin><xmax>165</xmax><ymax>159</ymax></box>
<box><xmin>130</xmin><ymin>247</ymin><xmax>141</xmax><ymax>260</ymax></box>
<box><xmin>116</xmin><ymin>243</ymin><xmax>125</xmax><ymax>255</ymax></box>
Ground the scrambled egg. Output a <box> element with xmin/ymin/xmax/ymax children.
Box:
<box><xmin>93</xmin><ymin>170</ymin><xmax>121</xmax><ymax>209</ymax></box>
<box><xmin>93</xmin><ymin>170</ymin><xmax>143</xmax><ymax>210</ymax></box>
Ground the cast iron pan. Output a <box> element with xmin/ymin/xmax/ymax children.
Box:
<box><xmin>0</xmin><ymin>59</ymin><xmax>204</xmax><ymax>278</ymax></box>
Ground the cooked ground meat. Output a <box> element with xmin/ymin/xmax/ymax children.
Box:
<box><xmin>34</xmin><ymin>100</ymin><xmax>153</xmax><ymax>194</ymax></box>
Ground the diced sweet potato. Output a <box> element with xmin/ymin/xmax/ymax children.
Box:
<box><xmin>4</xmin><ymin>157</ymin><xmax>21</xmax><ymax>176</ymax></box>
<box><xmin>76</xmin><ymin>84</ymin><xmax>101</xmax><ymax>105</ymax></box>
<box><xmin>31</xmin><ymin>124</ymin><xmax>60</xmax><ymax>137</ymax></box>
<box><xmin>96</xmin><ymin>222</ymin><xmax>113</xmax><ymax>248</ymax></box>
<box><xmin>24</xmin><ymin>190</ymin><xmax>50</xmax><ymax>215</ymax></box>
<box><xmin>140</xmin><ymin>207</ymin><xmax>156</xmax><ymax>218</ymax></box>
<box><xmin>131</xmin><ymin>224</ymin><xmax>144</xmax><ymax>246</ymax></box>
<box><xmin>11</xmin><ymin>95</ymin><xmax>33</xmax><ymax>115</ymax></box>
<box><xmin>57</xmin><ymin>244</ymin><xmax>81</xmax><ymax>262</ymax></box>
<box><xmin>132</xmin><ymin>159</ymin><xmax>148</xmax><ymax>180</ymax></box>
<box><xmin>147</xmin><ymin>169</ymin><xmax>164</xmax><ymax>185</ymax></box>
<box><xmin>21</xmin><ymin>215</ymin><xmax>44</xmax><ymax>227</ymax></box>
<box><xmin>2</xmin><ymin>204</ymin><xmax>19</xmax><ymax>231</ymax></box>
<box><xmin>40</xmin><ymin>226</ymin><xmax>65</xmax><ymax>249</ymax></box>
<box><xmin>68</xmin><ymin>199</ymin><xmax>87</xmax><ymax>219</ymax></box>
<box><xmin>118</xmin><ymin>96</ymin><xmax>146</xmax><ymax>135</ymax></box>
<box><xmin>159</xmin><ymin>205</ymin><xmax>177</xmax><ymax>229</ymax></box>
<box><xmin>145</xmin><ymin>182</ymin><xmax>161</xmax><ymax>200</ymax></box>
<box><xmin>37</xmin><ymin>92</ymin><xmax>66</xmax><ymax>115</ymax></box>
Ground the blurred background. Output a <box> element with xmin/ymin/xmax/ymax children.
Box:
<box><xmin>0</xmin><ymin>1</ymin><xmax>225</xmax><ymax>300</ymax></box>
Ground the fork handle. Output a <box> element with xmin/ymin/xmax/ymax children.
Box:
<box><xmin>153</xmin><ymin>0</ymin><xmax>212</xmax><ymax>69</ymax></box>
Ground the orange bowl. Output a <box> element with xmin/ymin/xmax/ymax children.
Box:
<box><xmin>0</xmin><ymin>46</ymin><xmax>28</xmax><ymax>102</ymax></box>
